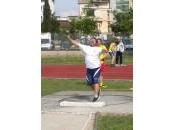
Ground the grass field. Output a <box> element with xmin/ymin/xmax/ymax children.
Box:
<box><xmin>41</xmin><ymin>79</ymin><xmax>132</xmax><ymax>96</ymax></box>
<box><xmin>96</xmin><ymin>114</ymin><xmax>133</xmax><ymax>130</ymax></box>
<box><xmin>41</xmin><ymin>55</ymin><xmax>84</xmax><ymax>65</ymax></box>
<box><xmin>41</xmin><ymin>51</ymin><xmax>133</xmax><ymax>65</ymax></box>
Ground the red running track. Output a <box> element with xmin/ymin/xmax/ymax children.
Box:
<box><xmin>42</xmin><ymin>65</ymin><xmax>133</xmax><ymax>80</ymax></box>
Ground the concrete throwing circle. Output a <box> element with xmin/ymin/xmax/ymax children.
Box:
<box><xmin>59</xmin><ymin>101</ymin><xmax>106</xmax><ymax>107</ymax></box>
<box><xmin>58</xmin><ymin>93</ymin><xmax>132</xmax><ymax>107</ymax></box>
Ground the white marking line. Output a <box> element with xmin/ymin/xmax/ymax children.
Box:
<box><xmin>81</xmin><ymin>112</ymin><xmax>93</xmax><ymax>130</ymax></box>
<box><xmin>42</xmin><ymin>111</ymin><xmax>95</xmax><ymax>116</ymax></box>
<box><xmin>93</xmin><ymin>68</ymin><xmax>100</xmax><ymax>77</ymax></box>
<box><xmin>60</xmin><ymin>101</ymin><xmax>106</xmax><ymax>107</ymax></box>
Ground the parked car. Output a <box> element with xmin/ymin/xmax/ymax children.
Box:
<box><xmin>61</xmin><ymin>41</ymin><xmax>70</xmax><ymax>50</ymax></box>
<box><xmin>122</xmin><ymin>37</ymin><xmax>133</xmax><ymax>50</ymax></box>
<box><xmin>41</xmin><ymin>33</ymin><xmax>53</xmax><ymax>50</ymax></box>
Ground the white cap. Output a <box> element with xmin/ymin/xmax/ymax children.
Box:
<box><xmin>116</xmin><ymin>36</ymin><xmax>121</xmax><ymax>40</ymax></box>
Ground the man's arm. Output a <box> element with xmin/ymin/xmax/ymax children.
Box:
<box><xmin>67</xmin><ymin>35</ymin><xmax>80</xmax><ymax>47</ymax></box>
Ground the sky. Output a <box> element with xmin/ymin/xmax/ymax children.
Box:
<box><xmin>54</xmin><ymin>0</ymin><xmax>79</xmax><ymax>17</ymax></box>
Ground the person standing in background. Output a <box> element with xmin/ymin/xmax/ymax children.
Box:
<box><xmin>97</xmin><ymin>38</ymin><xmax>108</xmax><ymax>88</ymax></box>
<box><xmin>115</xmin><ymin>36</ymin><xmax>125</xmax><ymax>66</ymax></box>
<box><xmin>109</xmin><ymin>42</ymin><xmax>117</xmax><ymax>66</ymax></box>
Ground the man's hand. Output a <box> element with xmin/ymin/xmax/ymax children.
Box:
<box><xmin>67</xmin><ymin>35</ymin><xmax>72</xmax><ymax>41</ymax></box>
<box><xmin>67</xmin><ymin>35</ymin><xmax>80</xmax><ymax>47</ymax></box>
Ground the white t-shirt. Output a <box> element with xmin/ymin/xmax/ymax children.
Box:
<box><xmin>78</xmin><ymin>44</ymin><xmax>102</xmax><ymax>69</ymax></box>
<box><xmin>117</xmin><ymin>41</ymin><xmax>125</xmax><ymax>52</ymax></box>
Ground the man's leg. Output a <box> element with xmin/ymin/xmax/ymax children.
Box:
<box><xmin>120</xmin><ymin>52</ymin><xmax>123</xmax><ymax>65</ymax></box>
<box><xmin>111</xmin><ymin>52</ymin><xmax>116</xmax><ymax>66</ymax></box>
<box><xmin>92</xmin><ymin>83</ymin><xmax>100</xmax><ymax>102</ymax></box>
<box><xmin>99</xmin><ymin>65</ymin><xmax>104</xmax><ymax>87</ymax></box>
<box><xmin>92</xmin><ymin>67</ymin><xmax>101</xmax><ymax>102</ymax></box>
<box><xmin>99</xmin><ymin>74</ymin><xmax>104</xmax><ymax>87</ymax></box>
<box><xmin>94</xmin><ymin>83</ymin><xmax>100</xmax><ymax>96</ymax></box>
<box><xmin>115</xmin><ymin>51</ymin><xmax>119</xmax><ymax>66</ymax></box>
<box><xmin>99</xmin><ymin>75</ymin><xmax>107</xmax><ymax>88</ymax></box>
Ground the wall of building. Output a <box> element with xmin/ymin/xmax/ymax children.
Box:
<box><xmin>79</xmin><ymin>1</ymin><xmax>110</xmax><ymax>34</ymax></box>
<box><xmin>94</xmin><ymin>5</ymin><xmax>110</xmax><ymax>34</ymax></box>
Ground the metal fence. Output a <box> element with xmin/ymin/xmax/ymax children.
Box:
<box><xmin>41</xmin><ymin>33</ymin><xmax>133</xmax><ymax>52</ymax></box>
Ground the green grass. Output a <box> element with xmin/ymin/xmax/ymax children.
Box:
<box><xmin>96</xmin><ymin>114</ymin><xmax>133</xmax><ymax>130</ymax></box>
<box><xmin>41</xmin><ymin>55</ymin><xmax>84</xmax><ymax>65</ymax></box>
<box><xmin>122</xmin><ymin>51</ymin><xmax>133</xmax><ymax>65</ymax></box>
<box><xmin>41</xmin><ymin>79</ymin><xmax>133</xmax><ymax>96</ymax></box>
<box><xmin>41</xmin><ymin>51</ymin><xmax>133</xmax><ymax>65</ymax></box>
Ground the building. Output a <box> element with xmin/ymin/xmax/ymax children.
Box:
<box><xmin>78</xmin><ymin>0</ymin><xmax>133</xmax><ymax>34</ymax></box>
<box><xmin>56</xmin><ymin>16</ymin><xmax>79</xmax><ymax>29</ymax></box>
<box><xmin>78</xmin><ymin>0</ymin><xmax>111</xmax><ymax>34</ymax></box>
<box><xmin>110</xmin><ymin>0</ymin><xmax>133</xmax><ymax>21</ymax></box>
<box><xmin>110</xmin><ymin>0</ymin><xmax>133</xmax><ymax>12</ymax></box>
<box><xmin>129</xmin><ymin>0</ymin><xmax>133</xmax><ymax>9</ymax></box>
<box><xmin>41</xmin><ymin>0</ymin><xmax>54</xmax><ymax>22</ymax></box>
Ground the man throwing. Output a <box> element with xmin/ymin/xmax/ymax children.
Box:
<box><xmin>67</xmin><ymin>36</ymin><xmax>103</xmax><ymax>102</ymax></box>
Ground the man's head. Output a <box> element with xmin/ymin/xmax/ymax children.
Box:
<box><xmin>89</xmin><ymin>37</ymin><xmax>98</xmax><ymax>47</ymax></box>
<box><xmin>115</xmin><ymin>36</ymin><xmax>122</xmax><ymax>44</ymax></box>
<box><xmin>97</xmin><ymin>38</ymin><xmax>103</xmax><ymax>46</ymax></box>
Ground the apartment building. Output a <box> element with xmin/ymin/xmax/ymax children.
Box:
<box><xmin>78</xmin><ymin>0</ymin><xmax>133</xmax><ymax>34</ymax></box>
<box><xmin>78</xmin><ymin>0</ymin><xmax>111</xmax><ymax>34</ymax></box>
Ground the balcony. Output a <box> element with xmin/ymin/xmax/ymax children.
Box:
<box><xmin>92</xmin><ymin>0</ymin><xmax>109</xmax><ymax>3</ymax></box>
<box><xmin>78</xmin><ymin>0</ymin><xmax>109</xmax><ymax>4</ymax></box>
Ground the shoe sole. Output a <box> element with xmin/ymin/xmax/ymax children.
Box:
<box><xmin>97</xmin><ymin>96</ymin><xmax>101</xmax><ymax>101</ymax></box>
<box><xmin>92</xmin><ymin>96</ymin><xmax>101</xmax><ymax>102</ymax></box>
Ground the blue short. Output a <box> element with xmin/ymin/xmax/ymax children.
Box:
<box><xmin>86</xmin><ymin>67</ymin><xmax>101</xmax><ymax>86</ymax></box>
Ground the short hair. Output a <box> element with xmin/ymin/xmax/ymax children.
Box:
<box><xmin>90</xmin><ymin>37</ymin><xmax>98</xmax><ymax>44</ymax></box>
<box><xmin>97</xmin><ymin>38</ymin><xmax>102</xmax><ymax>43</ymax></box>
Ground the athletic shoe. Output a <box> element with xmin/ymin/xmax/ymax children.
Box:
<box><xmin>120</xmin><ymin>64</ymin><xmax>127</xmax><ymax>67</ymax></box>
<box><xmin>102</xmin><ymin>84</ymin><xmax>108</xmax><ymax>88</ymax></box>
<box><xmin>92</xmin><ymin>89</ymin><xmax>101</xmax><ymax>102</ymax></box>
<box><xmin>92</xmin><ymin>96</ymin><xmax>100</xmax><ymax>102</ymax></box>
<box><xmin>115</xmin><ymin>64</ymin><xmax>120</xmax><ymax>67</ymax></box>
<box><xmin>100</xmin><ymin>83</ymin><xmax>108</xmax><ymax>88</ymax></box>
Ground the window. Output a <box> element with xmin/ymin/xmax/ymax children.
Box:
<box><xmin>86</xmin><ymin>9</ymin><xmax>94</xmax><ymax>16</ymax></box>
<box><xmin>41</xmin><ymin>39</ymin><xmax>50</xmax><ymax>44</ymax></box>
<box><xmin>116</xmin><ymin>0</ymin><xmax>129</xmax><ymax>12</ymax></box>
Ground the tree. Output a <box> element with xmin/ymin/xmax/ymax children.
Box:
<box><xmin>41</xmin><ymin>0</ymin><xmax>51</xmax><ymax>32</ymax></box>
<box><xmin>69</xmin><ymin>18</ymin><xmax>77</xmax><ymax>34</ymax></box>
<box><xmin>69</xmin><ymin>0</ymin><xmax>97</xmax><ymax>37</ymax></box>
<box><xmin>77</xmin><ymin>0</ymin><xmax>97</xmax><ymax>35</ymax></box>
<box><xmin>80</xmin><ymin>17</ymin><xmax>97</xmax><ymax>35</ymax></box>
<box><xmin>111</xmin><ymin>8</ymin><xmax>133</xmax><ymax>36</ymax></box>
<box><xmin>50</xmin><ymin>14</ymin><xmax>59</xmax><ymax>33</ymax></box>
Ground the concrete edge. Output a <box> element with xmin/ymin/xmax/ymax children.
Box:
<box><xmin>60</xmin><ymin>101</ymin><xmax>106</xmax><ymax>107</ymax></box>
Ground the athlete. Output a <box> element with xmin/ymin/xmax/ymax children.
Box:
<box><xmin>97</xmin><ymin>39</ymin><xmax>108</xmax><ymax>88</ymax></box>
<box><xmin>108</xmin><ymin>42</ymin><xmax>117</xmax><ymax>66</ymax></box>
<box><xmin>67</xmin><ymin>35</ymin><xmax>105</xmax><ymax>102</ymax></box>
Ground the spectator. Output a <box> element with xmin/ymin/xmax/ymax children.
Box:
<box><xmin>97</xmin><ymin>38</ymin><xmax>108</xmax><ymax>88</ymax></box>
<box><xmin>115</xmin><ymin>36</ymin><xmax>125</xmax><ymax>66</ymax></box>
